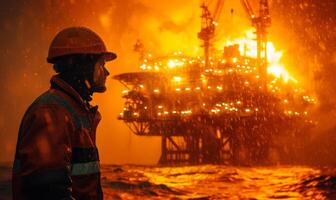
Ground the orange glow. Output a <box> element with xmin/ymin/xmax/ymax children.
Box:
<box><xmin>168</xmin><ymin>59</ymin><xmax>185</xmax><ymax>68</ymax></box>
<box><xmin>139</xmin><ymin>28</ymin><xmax>298</xmax><ymax>84</ymax></box>
<box><xmin>172</xmin><ymin>76</ymin><xmax>183</xmax><ymax>82</ymax></box>
<box><xmin>267</xmin><ymin>64</ymin><xmax>297</xmax><ymax>83</ymax></box>
<box><xmin>2</xmin><ymin>0</ymin><xmax>320</xmax><ymax>166</ymax></box>
<box><xmin>220</xmin><ymin>29</ymin><xmax>296</xmax><ymax>83</ymax></box>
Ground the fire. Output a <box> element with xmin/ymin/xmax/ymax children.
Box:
<box><xmin>168</xmin><ymin>59</ymin><xmax>184</xmax><ymax>68</ymax></box>
<box><xmin>172</xmin><ymin>76</ymin><xmax>183</xmax><ymax>82</ymax></box>
<box><xmin>267</xmin><ymin>64</ymin><xmax>296</xmax><ymax>83</ymax></box>
<box><xmin>140</xmin><ymin>28</ymin><xmax>297</xmax><ymax>84</ymax></box>
<box><xmin>221</xmin><ymin>29</ymin><xmax>296</xmax><ymax>83</ymax></box>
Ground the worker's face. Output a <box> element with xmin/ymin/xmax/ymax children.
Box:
<box><xmin>92</xmin><ymin>57</ymin><xmax>110</xmax><ymax>93</ymax></box>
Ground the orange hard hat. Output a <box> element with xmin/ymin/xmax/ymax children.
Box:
<box><xmin>47</xmin><ymin>27</ymin><xmax>117</xmax><ymax>63</ymax></box>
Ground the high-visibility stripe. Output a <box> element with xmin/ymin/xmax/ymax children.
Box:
<box><xmin>14</xmin><ymin>158</ymin><xmax>100</xmax><ymax>176</ymax></box>
<box><xmin>14</xmin><ymin>148</ymin><xmax>100</xmax><ymax>173</ymax></box>
<box><xmin>71</xmin><ymin>161</ymin><xmax>100</xmax><ymax>176</ymax></box>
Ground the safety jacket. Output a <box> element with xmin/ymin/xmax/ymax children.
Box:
<box><xmin>12</xmin><ymin>75</ymin><xmax>103</xmax><ymax>200</ymax></box>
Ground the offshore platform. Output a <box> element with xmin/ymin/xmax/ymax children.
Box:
<box><xmin>114</xmin><ymin>0</ymin><xmax>315</xmax><ymax>165</ymax></box>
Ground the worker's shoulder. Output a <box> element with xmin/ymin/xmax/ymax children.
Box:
<box><xmin>24</xmin><ymin>89</ymin><xmax>80</xmax><ymax>118</ymax></box>
<box><xmin>30</xmin><ymin>89</ymin><xmax>72</xmax><ymax>108</ymax></box>
<box><xmin>18</xmin><ymin>90</ymin><xmax>73</xmax><ymax>128</ymax></box>
<box><xmin>25</xmin><ymin>89</ymin><xmax>91</xmax><ymax>130</ymax></box>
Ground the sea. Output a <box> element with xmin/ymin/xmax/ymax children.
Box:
<box><xmin>1</xmin><ymin>164</ymin><xmax>336</xmax><ymax>199</ymax></box>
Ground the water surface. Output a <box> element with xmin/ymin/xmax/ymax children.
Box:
<box><xmin>1</xmin><ymin>164</ymin><xmax>336</xmax><ymax>199</ymax></box>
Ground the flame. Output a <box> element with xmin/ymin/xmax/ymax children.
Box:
<box><xmin>267</xmin><ymin>64</ymin><xmax>296</xmax><ymax>83</ymax></box>
<box><xmin>222</xmin><ymin>29</ymin><xmax>296</xmax><ymax>83</ymax></box>
<box><xmin>173</xmin><ymin>76</ymin><xmax>183</xmax><ymax>82</ymax></box>
<box><xmin>168</xmin><ymin>59</ymin><xmax>185</xmax><ymax>68</ymax></box>
<box><xmin>140</xmin><ymin>29</ymin><xmax>297</xmax><ymax>83</ymax></box>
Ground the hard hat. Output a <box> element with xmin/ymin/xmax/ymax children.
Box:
<box><xmin>47</xmin><ymin>27</ymin><xmax>117</xmax><ymax>63</ymax></box>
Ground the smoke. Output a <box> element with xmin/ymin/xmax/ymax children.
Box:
<box><xmin>1</xmin><ymin>0</ymin><xmax>336</xmax><ymax>165</ymax></box>
<box><xmin>270</xmin><ymin>0</ymin><xmax>336</xmax><ymax>166</ymax></box>
<box><xmin>0</xmin><ymin>0</ymin><xmax>205</xmax><ymax>164</ymax></box>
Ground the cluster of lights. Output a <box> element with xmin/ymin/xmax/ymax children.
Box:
<box><xmin>284</xmin><ymin>110</ymin><xmax>309</xmax><ymax>116</ymax></box>
<box><xmin>151</xmin><ymin>85</ymin><xmax>224</xmax><ymax>94</ymax></box>
<box><xmin>120</xmin><ymin>81</ymin><xmax>315</xmax><ymax>120</ymax></box>
<box><xmin>119</xmin><ymin>98</ymin><xmax>312</xmax><ymax>119</ymax></box>
<box><xmin>139</xmin><ymin>55</ymin><xmax>202</xmax><ymax>71</ymax></box>
<box><xmin>118</xmin><ymin>98</ymin><xmax>311</xmax><ymax>120</ymax></box>
<box><xmin>138</xmin><ymin>30</ymin><xmax>298</xmax><ymax>83</ymax></box>
<box><xmin>120</xmin><ymin>83</ymin><xmax>266</xmax><ymax>95</ymax></box>
<box><xmin>140</xmin><ymin>55</ymin><xmax>261</xmax><ymax>78</ymax></box>
<box><xmin>204</xmin><ymin>67</ymin><xmax>257</xmax><ymax>75</ymax></box>
<box><xmin>268</xmin><ymin>84</ymin><xmax>281</xmax><ymax>93</ymax></box>
<box><xmin>303</xmin><ymin>95</ymin><xmax>316</xmax><ymax>103</ymax></box>
<box><xmin>210</xmin><ymin>106</ymin><xmax>240</xmax><ymax>114</ymax></box>
<box><xmin>119</xmin><ymin>108</ymin><xmax>310</xmax><ymax>119</ymax></box>
<box><xmin>117</xmin><ymin>35</ymin><xmax>316</xmax><ymax>123</ymax></box>
<box><xmin>119</xmin><ymin>107</ymin><xmax>269</xmax><ymax>119</ymax></box>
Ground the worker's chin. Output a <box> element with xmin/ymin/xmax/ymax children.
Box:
<box><xmin>93</xmin><ymin>85</ymin><xmax>107</xmax><ymax>93</ymax></box>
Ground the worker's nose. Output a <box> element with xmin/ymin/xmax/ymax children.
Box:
<box><xmin>103</xmin><ymin>66</ymin><xmax>110</xmax><ymax>77</ymax></box>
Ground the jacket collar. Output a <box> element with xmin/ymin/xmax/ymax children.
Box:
<box><xmin>50</xmin><ymin>75</ymin><xmax>93</xmax><ymax>111</ymax></box>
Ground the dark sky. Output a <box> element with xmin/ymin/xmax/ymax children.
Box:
<box><xmin>0</xmin><ymin>0</ymin><xmax>336</xmax><ymax>165</ymax></box>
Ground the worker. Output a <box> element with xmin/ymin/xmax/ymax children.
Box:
<box><xmin>12</xmin><ymin>27</ymin><xmax>117</xmax><ymax>200</ymax></box>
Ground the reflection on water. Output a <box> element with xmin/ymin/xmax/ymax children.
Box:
<box><xmin>101</xmin><ymin>165</ymin><xmax>336</xmax><ymax>199</ymax></box>
<box><xmin>1</xmin><ymin>164</ymin><xmax>336</xmax><ymax>199</ymax></box>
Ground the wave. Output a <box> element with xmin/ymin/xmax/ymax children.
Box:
<box><xmin>277</xmin><ymin>175</ymin><xmax>336</xmax><ymax>199</ymax></box>
<box><xmin>298</xmin><ymin>175</ymin><xmax>336</xmax><ymax>197</ymax></box>
<box><xmin>101</xmin><ymin>176</ymin><xmax>188</xmax><ymax>198</ymax></box>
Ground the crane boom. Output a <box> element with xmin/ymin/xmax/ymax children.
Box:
<box><xmin>240</xmin><ymin>0</ymin><xmax>271</xmax><ymax>90</ymax></box>
<box><xmin>213</xmin><ymin>0</ymin><xmax>225</xmax><ymax>22</ymax></box>
<box><xmin>198</xmin><ymin>0</ymin><xmax>225</xmax><ymax>68</ymax></box>
<box><xmin>241</xmin><ymin>0</ymin><xmax>256</xmax><ymax>19</ymax></box>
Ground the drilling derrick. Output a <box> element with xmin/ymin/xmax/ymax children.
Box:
<box><xmin>241</xmin><ymin>0</ymin><xmax>271</xmax><ymax>89</ymax></box>
<box><xmin>114</xmin><ymin>2</ymin><xmax>315</xmax><ymax>165</ymax></box>
<box><xmin>198</xmin><ymin>0</ymin><xmax>224</xmax><ymax>69</ymax></box>
<box><xmin>134</xmin><ymin>39</ymin><xmax>145</xmax><ymax>61</ymax></box>
<box><xmin>198</xmin><ymin>3</ymin><xmax>215</xmax><ymax>69</ymax></box>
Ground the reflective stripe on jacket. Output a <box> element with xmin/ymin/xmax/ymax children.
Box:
<box><xmin>12</xmin><ymin>75</ymin><xmax>103</xmax><ymax>200</ymax></box>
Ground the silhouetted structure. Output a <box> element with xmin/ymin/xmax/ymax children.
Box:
<box><xmin>114</xmin><ymin>0</ymin><xmax>315</xmax><ymax>165</ymax></box>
